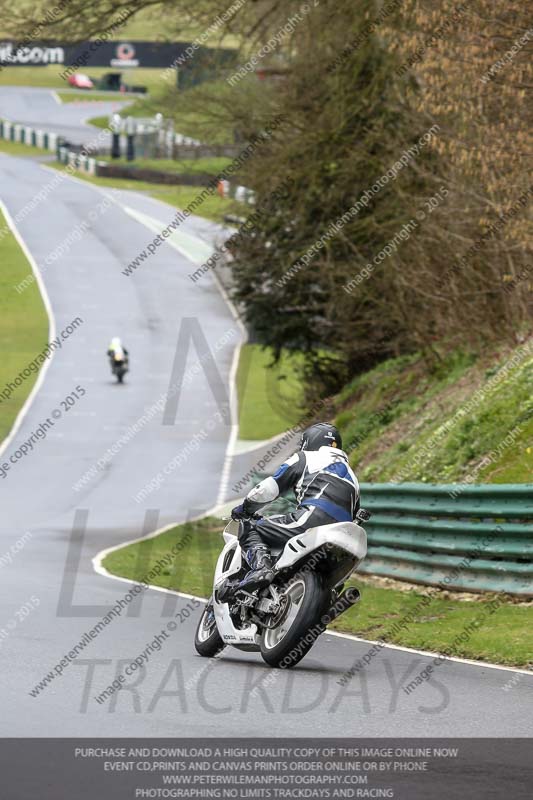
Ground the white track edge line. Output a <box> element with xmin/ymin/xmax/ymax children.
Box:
<box><xmin>0</xmin><ymin>199</ymin><xmax>56</xmax><ymax>458</ymax></box>
<box><xmin>202</xmin><ymin>232</ymin><xmax>247</xmax><ymax>505</ymax></box>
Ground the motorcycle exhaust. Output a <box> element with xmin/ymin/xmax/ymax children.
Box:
<box><xmin>322</xmin><ymin>586</ymin><xmax>361</xmax><ymax>626</ymax></box>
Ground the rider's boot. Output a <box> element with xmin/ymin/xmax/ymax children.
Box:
<box><xmin>238</xmin><ymin>545</ymin><xmax>275</xmax><ymax>592</ymax></box>
<box><xmin>218</xmin><ymin>544</ymin><xmax>274</xmax><ymax>602</ymax></box>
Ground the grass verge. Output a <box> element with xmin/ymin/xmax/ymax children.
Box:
<box><xmin>56</xmin><ymin>91</ymin><xmax>132</xmax><ymax>104</ymax></box>
<box><xmin>237</xmin><ymin>344</ymin><xmax>307</xmax><ymax>440</ymax></box>
<box><xmin>0</xmin><ymin>9</ymin><xmax>239</xmax><ymax>46</ymax></box>
<box><xmin>0</xmin><ymin>139</ymin><xmax>49</xmax><ymax>157</ymax></box>
<box><xmin>96</xmin><ymin>155</ymin><xmax>231</xmax><ymax>176</ymax></box>
<box><xmin>0</xmin><ymin>65</ymin><xmax>166</xmax><ymax>91</ymax></box>
<box><xmin>87</xmin><ymin>114</ymin><xmax>111</xmax><ymax>130</ymax></box>
<box><xmin>102</xmin><ymin>517</ymin><xmax>533</xmax><ymax>667</ymax></box>
<box><xmin>335</xmin><ymin>341</ymin><xmax>533</xmax><ymax>483</ymax></box>
<box><xmin>0</xmin><ymin>208</ymin><xmax>49</xmax><ymax>443</ymax></box>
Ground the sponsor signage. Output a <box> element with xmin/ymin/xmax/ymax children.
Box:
<box><xmin>110</xmin><ymin>42</ymin><xmax>139</xmax><ymax>67</ymax></box>
<box><xmin>0</xmin><ymin>40</ymin><xmax>235</xmax><ymax>69</ymax></box>
<box><xmin>0</xmin><ymin>42</ymin><xmax>64</xmax><ymax>65</ymax></box>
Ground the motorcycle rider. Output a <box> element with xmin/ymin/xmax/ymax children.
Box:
<box><xmin>227</xmin><ymin>422</ymin><xmax>360</xmax><ymax>595</ymax></box>
<box><xmin>107</xmin><ymin>337</ymin><xmax>129</xmax><ymax>374</ymax></box>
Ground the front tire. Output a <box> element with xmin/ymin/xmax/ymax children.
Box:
<box><xmin>260</xmin><ymin>571</ymin><xmax>326</xmax><ymax>668</ymax></box>
<box><xmin>194</xmin><ymin>599</ymin><xmax>224</xmax><ymax>658</ymax></box>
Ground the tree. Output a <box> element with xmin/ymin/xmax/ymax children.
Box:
<box><xmin>4</xmin><ymin>0</ymin><xmax>530</xmax><ymax>394</ymax></box>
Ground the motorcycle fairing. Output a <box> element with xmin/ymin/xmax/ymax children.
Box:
<box><xmin>274</xmin><ymin>521</ymin><xmax>367</xmax><ymax>572</ymax></box>
<box><xmin>211</xmin><ymin>519</ymin><xmax>366</xmax><ymax>648</ymax></box>
<box><xmin>213</xmin><ymin>529</ymin><xmax>261</xmax><ymax>646</ymax></box>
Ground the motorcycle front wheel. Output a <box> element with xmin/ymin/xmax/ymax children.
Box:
<box><xmin>194</xmin><ymin>599</ymin><xmax>225</xmax><ymax>658</ymax></box>
<box><xmin>260</xmin><ymin>571</ymin><xmax>325</xmax><ymax>668</ymax></box>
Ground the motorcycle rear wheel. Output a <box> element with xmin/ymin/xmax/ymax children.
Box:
<box><xmin>260</xmin><ymin>571</ymin><xmax>325</xmax><ymax>668</ymax></box>
<box><xmin>194</xmin><ymin>599</ymin><xmax>225</xmax><ymax>658</ymax></box>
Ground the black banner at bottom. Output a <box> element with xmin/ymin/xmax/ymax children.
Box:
<box><xmin>0</xmin><ymin>739</ymin><xmax>531</xmax><ymax>799</ymax></box>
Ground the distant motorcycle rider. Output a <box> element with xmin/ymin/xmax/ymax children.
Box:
<box><xmin>107</xmin><ymin>337</ymin><xmax>129</xmax><ymax>368</ymax></box>
<box><xmin>227</xmin><ymin>423</ymin><xmax>360</xmax><ymax>595</ymax></box>
<box><xmin>107</xmin><ymin>337</ymin><xmax>129</xmax><ymax>379</ymax></box>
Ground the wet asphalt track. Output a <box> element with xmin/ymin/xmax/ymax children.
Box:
<box><xmin>0</xmin><ymin>86</ymin><xmax>128</xmax><ymax>146</ymax></box>
<box><xmin>0</xmin><ymin>90</ymin><xmax>532</xmax><ymax>738</ymax></box>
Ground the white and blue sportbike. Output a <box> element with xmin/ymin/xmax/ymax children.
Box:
<box><xmin>194</xmin><ymin>509</ymin><xmax>368</xmax><ymax>668</ymax></box>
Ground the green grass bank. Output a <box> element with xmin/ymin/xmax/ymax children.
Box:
<box><xmin>0</xmin><ymin>208</ymin><xmax>49</xmax><ymax>443</ymax></box>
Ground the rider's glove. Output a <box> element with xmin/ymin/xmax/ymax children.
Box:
<box><xmin>231</xmin><ymin>502</ymin><xmax>251</xmax><ymax>520</ymax></box>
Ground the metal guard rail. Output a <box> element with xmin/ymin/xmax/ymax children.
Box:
<box><xmin>358</xmin><ymin>483</ymin><xmax>533</xmax><ymax>595</ymax></box>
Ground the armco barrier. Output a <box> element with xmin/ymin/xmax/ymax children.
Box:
<box><xmin>252</xmin><ymin>478</ymin><xmax>532</xmax><ymax>595</ymax></box>
<box><xmin>56</xmin><ymin>147</ymin><xmax>252</xmax><ymax>203</ymax></box>
<box><xmin>2</xmin><ymin>117</ymin><xmax>254</xmax><ymax>204</ymax></box>
<box><xmin>358</xmin><ymin>483</ymin><xmax>533</xmax><ymax>595</ymax></box>
<box><xmin>0</xmin><ymin>120</ymin><xmax>59</xmax><ymax>153</ymax></box>
<box><xmin>57</xmin><ymin>145</ymin><xmax>96</xmax><ymax>175</ymax></box>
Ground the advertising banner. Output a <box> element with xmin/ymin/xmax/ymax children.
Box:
<box><xmin>0</xmin><ymin>40</ymin><xmax>235</xmax><ymax>69</ymax></box>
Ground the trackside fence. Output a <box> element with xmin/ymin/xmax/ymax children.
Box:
<box><xmin>252</xmin><ymin>477</ymin><xmax>532</xmax><ymax>595</ymax></box>
<box><xmin>358</xmin><ymin>483</ymin><xmax>533</xmax><ymax>595</ymax></box>
<box><xmin>1</xmin><ymin>117</ymin><xmax>254</xmax><ymax>204</ymax></box>
<box><xmin>0</xmin><ymin>120</ymin><xmax>60</xmax><ymax>152</ymax></box>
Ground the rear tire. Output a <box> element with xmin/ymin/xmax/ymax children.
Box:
<box><xmin>260</xmin><ymin>571</ymin><xmax>326</xmax><ymax>668</ymax></box>
<box><xmin>194</xmin><ymin>599</ymin><xmax>225</xmax><ymax>658</ymax></box>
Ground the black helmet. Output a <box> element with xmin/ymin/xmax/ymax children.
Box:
<box><xmin>300</xmin><ymin>422</ymin><xmax>342</xmax><ymax>451</ymax></box>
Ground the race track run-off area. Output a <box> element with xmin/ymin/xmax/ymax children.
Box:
<box><xmin>0</xmin><ymin>89</ymin><xmax>532</xmax><ymax>738</ymax></box>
